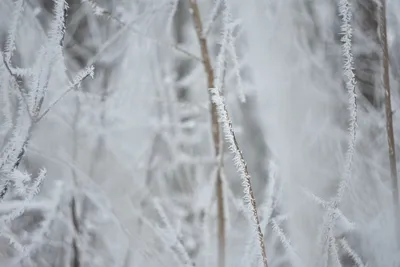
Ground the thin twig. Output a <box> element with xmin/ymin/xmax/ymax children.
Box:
<box><xmin>210</xmin><ymin>87</ymin><xmax>269</xmax><ymax>267</ymax></box>
<box><xmin>379</xmin><ymin>0</ymin><xmax>400</xmax><ymax>241</ymax></box>
<box><xmin>215</xmin><ymin>62</ymin><xmax>228</xmax><ymax>267</ymax></box>
<box><xmin>187</xmin><ymin>1</ymin><xmax>226</xmax><ymax>267</ymax></box>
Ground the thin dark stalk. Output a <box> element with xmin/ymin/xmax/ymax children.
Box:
<box><xmin>379</xmin><ymin>0</ymin><xmax>400</xmax><ymax>241</ymax></box>
<box><xmin>210</xmin><ymin>86</ymin><xmax>269</xmax><ymax>267</ymax></box>
<box><xmin>70</xmin><ymin>197</ymin><xmax>81</xmax><ymax>267</ymax></box>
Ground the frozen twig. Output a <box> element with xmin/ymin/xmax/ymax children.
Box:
<box><xmin>188</xmin><ymin>0</ymin><xmax>268</xmax><ymax>265</ymax></box>
<box><xmin>337</xmin><ymin>0</ymin><xmax>358</xmax><ymax>205</ymax></box>
<box><xmin>313</xmin><ymin>1</ymin><xmax>359</xmax><ymax>265</ymax></box>
<box><xmin>379</xmin><ymin>0</ymin><xmax>400</xmax><ymax>241</ymax></box>
<box><xmin>339</xmin><ymin>238</ymin><xmax>365</xmax><ymax>267</ymax></box>
<box><xmin>188</xmin><ymin>1</ymin><xmax>227</xmax><ymax>266</ymax></box>
<box><xmin>210</xmin><ymin>87</ymin><xmax>269</xmax><ymax>267</ymax></box>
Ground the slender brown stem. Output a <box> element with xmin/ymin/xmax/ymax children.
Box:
<box><xmin>216</xmin><ymin>125</ymin><xmax>226</xmax><ymax>267</ymax></box>
<box><xmin>188</xmin><ymin>1</ymin><xmax>225</xmax><ymax>266</ymax></box>
<box><xmin>380</xmin><ymin>0</ymin><xmax>400</xmax><ymax>241</ymax></box>
<box><xmin>210</xmin><ymin>87</ymin><xmax>269</xmax><ymax>267</ymax></box>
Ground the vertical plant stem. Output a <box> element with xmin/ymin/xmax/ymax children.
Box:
<box><xmin>216</xmin><ymin>119</ymin><xmax>226</xmax><ymax>267</ymax></box>
<box><xmin>210</xmin><ymin>87</ymin><xmax>269</xmax><ymax>267</ymax></box>
<box><xmin>188</xmin><ymin>1</ymin><xmax>225</xmax><ymax>267</ymax></box>
<box><xmin>70</xmin><ymin>197</ymin><xmax>81</xmax><ymax>267</ymax></box>
<box><xmin>379</xmin><ymin>0</ymin><xmax>400</xmax><ymax>240</ymax></box>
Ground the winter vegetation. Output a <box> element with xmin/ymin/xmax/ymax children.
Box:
<box><xmin>1</xmin><ymin>0</ymin><xmax>400</xmax><ymax>266</ymax></box>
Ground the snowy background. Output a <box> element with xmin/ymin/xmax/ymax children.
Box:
<box><xmin>1</xmin><ymin>0</ymin><xmax>400</xmax><ymax>266</ymax></box>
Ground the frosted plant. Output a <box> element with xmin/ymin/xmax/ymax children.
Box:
<box><xmin>234</xmin><ymin>0</ymin><xmax>400</xmax><ymax>266</ymax></box>
<box><xmin>2</xmin><ymin>0</ymin><xmax>400</xmax><ymax>266</ymax></box>
<box><xmin>312</xmin><ymin>0</ymin><xmax>359</xmax><ymax>265</ymax></box>
<box><xmin>210</xmin><ymin>86</ymin><xmax>268</xmax><ymax>267</ymax></box>
<box><xmin>0</xmin><ymin>0</ymin><xmax>93</xmax><ymax>262</ymax></box>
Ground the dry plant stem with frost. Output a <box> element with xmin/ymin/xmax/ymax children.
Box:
<box><xmin>338</xmin><ymin>0</ymin><xmax>357</xmax><ymax>212</ymax></box>
<box><xmin>207</xmin><ymin>1</ymin><xmax>268</xmax><ymax>265</ymax></box>
<box><xmin>0</xmin><ymin>0</ymin><xmax>93</xmax><ymax>259</ymax></box>
<box><xmin>311</xmin><ymin>1</ymin><xmax>360</xmax><ymax>265</ymax></box>
<box><xmin>379</xmin><ymin>0</ymin><xmax>400</xmax><ymax>241</ymax></box>
<box><xmin>188</xmin><ymin>1</ymin><xmax>226</xmax><ymax>267</ymax></box>
<box><xmin>201</xmin><ymin>0</ymin><xmax>268</xmax><ymax>265</ymax></box>
<box><xmin>1</xmin><ymin>0</ymin><xmax>61</xmax><ymax>200</ymax></box>
<box><xmin>210</xmin><ymin>87</ymin><xmax>268</xmax><ymax>267</ymax></box>
<box><xmin>207</xmin><ymin>4</ymin><xmax>270</xmax><ymax>260</ymax></box>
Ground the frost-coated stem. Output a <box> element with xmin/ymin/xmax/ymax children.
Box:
<box><xmin>337</xmin><ymin>0</ymin><xmax>357</xmax><ymax>203</ymax></box>
<box><xmin>339</xmin><ymin>238</ymin><xmax>365</xmax><ymax>267</ymax></box>
<box><xmin>379</xmin><ymin>0</ymin><xmax>400</xmax><ymax>241</ymax></box>
<box><xmin>210</xmin><ymin>88</ymin><xmax>269</xmax><ymax>267</ymax></box>
<box><xmin>314</xmin><ymin>2</ymin><xmax>359</xmax><ymax>265</ymax></box>
<box><xmin>3</xmin><ymin>0</ymin><xmax>23</xmax><ymax>64</ymax></box>
<box><xmin>188</xmin><ymin>1</ymin><xmax>226</xmax><ymax>267</ymax></box>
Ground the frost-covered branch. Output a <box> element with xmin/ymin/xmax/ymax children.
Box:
<box><xmin>337</xmin><ymin>0</ymin><xmax>358</xmax><ymax>204</ymax></box>
<box><xmin>188</xmin><ymin>1</ymin><xmax>226</xmax><ymax>266</ymax></box>
<box><xmin>339</xmin><ymin>238</ymin><xmax>365</xmax><ymax>267</ymax></box>
<box><xmin>210</xmin><ymin>87</ymin><xmax>269</xmax><ymax>267</ymax></box>
<box><xmin>313</xmin><ymin>1</ymin><xmax>359</xmax><ymax>265</ymax></box>
<box><xmin>379</xmin><ymin>0</ymin><xmax>400</xmax><ymax>241</ymax></box>
<box><xmin>0</xmin><ymin>0</ymin><xmax>94</xmax><ymax>259</ymax></box>
<box><xmin>196</xmin><ymin>0</ymin><xmax>269</xmax><ymax>265</ymax></box>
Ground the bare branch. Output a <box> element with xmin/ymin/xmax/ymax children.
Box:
<box><xmin>188</xmin><ymin>1</ymin><xmax>227</xmax><ymax>267</ymax></box>
<box><xmin>188</xmin><ymin>1</ymin><xmax>268</xmax><ymax>266</ymax></box>
<box><xmin>379</xmin><ymin>0</ymin><xmax>400</xmax><ymax>241</ymax></box>
<box><xmin>210</xmin><ymin>87</ymin><xmax>269</xmax><ymax>267</ymax></box>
